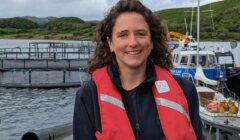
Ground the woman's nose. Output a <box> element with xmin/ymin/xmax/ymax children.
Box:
<box><xmin>128</xmin><ymin>35</ymin><xmax>138</xmax><ymax>47</ymax></box>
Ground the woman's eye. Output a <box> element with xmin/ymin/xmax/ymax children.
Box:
<box><xmin>118</xmin><ymin>34</ymin><xmax>127</xmax><ymax>38</ymax></box>
<box><xmin>136</xmin><ymin>32</ymin><xmax>147</xmax><ymax>37</ymax></box>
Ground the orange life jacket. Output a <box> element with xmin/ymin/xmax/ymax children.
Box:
<box><xmin>92</xmin><ymin>65</ymin><xmax>196</xmax><ymax>140</ymax></box>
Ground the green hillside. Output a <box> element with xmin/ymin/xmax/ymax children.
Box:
<box><xmin>156</xmin><ymin>0</ymin><xmax>240</xmax><ymax>40</ymax></box>
<box><xmin>0</xmin><ymin>0</ymin><xmax>239</xmax><ymax>40</ymax></box>
<box><xmin>42</xmin><ymin>17</ymin><xmax>98</xmax><ymax>39</ymax></box>
<box><xmin>22</xmin><ymin>16</ymin><xmax>56</xmax><ymax>25</ymax></box>
<box><xmin>44</xmin><ymin>17</ymin><xmax>84</xmax><ymax>30</ymax></box>
<box><xmin>0</xmin><ymin>17</ymin><xmax>98</xmax><ymax>40</ymax></box>
<box><xmin>0</xmin><ymin>17</ymin><xmax>38</xmax><ymax>29</ymax></box>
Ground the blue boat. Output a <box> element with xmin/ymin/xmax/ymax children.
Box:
<box><xmin>171</xmin><ymin>46</ymin><xmax>225</xmax><ymax>82</ymax></box>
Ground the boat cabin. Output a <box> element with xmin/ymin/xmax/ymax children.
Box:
<box><xmin>171</xmin><ymin>48</ymin><xmax>224</xmax><ymax>81</ymax></box>
<box><xmin>173</xmin><ymin>50</ymin><xmax>216</xmax><ymax>68</ymax></box>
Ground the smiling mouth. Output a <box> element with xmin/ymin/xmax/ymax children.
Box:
<box><xmin>125</xmin><ymin>50</ymin><xmax>142</xmax><ymax>55</ymax></box>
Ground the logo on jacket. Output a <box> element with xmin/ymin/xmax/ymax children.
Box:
<box><xmin>155</xmin><ymin>80</ymin><xmax>170</xmax><ymax>93</ymax></box>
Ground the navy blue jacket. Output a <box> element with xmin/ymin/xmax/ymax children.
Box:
<box><xmin>73</xmin><ymin>62</ymin><xmax>203</xmax><ymax>140</ymax></box>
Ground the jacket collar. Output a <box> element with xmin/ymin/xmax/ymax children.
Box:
<box><xmin>107</xmin><ymin>60</ymin><xmax>156</xmax><ymax>93</ymax></box>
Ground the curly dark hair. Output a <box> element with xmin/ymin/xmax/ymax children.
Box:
<box><xmin>87</xmin><ymin>0</ymin><xmax>172</xmax><ymax>74</ymax></box>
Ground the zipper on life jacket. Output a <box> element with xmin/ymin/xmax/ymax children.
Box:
<box><xmin>135</xmin><ymin>89</ymin><xmax>141</xmax><ymax>140</ymax></box>
<box><xmin>136</xmin><ymin>122</ymin><xmax>141</xmax><ymax>140</ymax></box>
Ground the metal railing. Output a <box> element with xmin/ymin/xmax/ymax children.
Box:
<box><xmin>0</xmin><ymin>68</ymin><xmax>88</xmax><ymax>88</ymax></box>
<box><xmin>0</xmin><ymin>59</ymin><xmax>88</xmax><ymax>70</ymax></box>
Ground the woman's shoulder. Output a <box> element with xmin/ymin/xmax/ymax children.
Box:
<box><xmin>172</xmin><ymin>75</ymin><xmax>195</xmax><ymax>89</ymax></box>
<box><xmin>76</xmin><ymin>80</ymin><xmax>97</xmax><ymax>99</ymax></box>
<box><xmin>172</xmin><ymin>75</ymin><xmax>198</xmax><ymax>101</ymax></box>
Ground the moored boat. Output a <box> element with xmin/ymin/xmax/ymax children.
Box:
<box><xmin>171</xmin><ymin>46</ymin><xmax>224</xmax><ymax>81</ymax></box>
<box><xmin>194</xmin><ymin>64</ymin><xmax>240</xmax><ymax>139</ymax></box>
<box><xmin>215</xmin><ymin>51</ymin><xmax>240</xmax><ymax>98</ymax></box>
<box><xmin>197</xmin><ymin>86</ymin><xmax>240</xmax><ymax>139</ymax></box>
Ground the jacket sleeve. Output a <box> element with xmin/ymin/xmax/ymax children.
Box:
<box><xmin>173</xmin><ymin>76</ymin><xmax>203</xmax><ymax>140</ymax></box>
<box><xmin>73</xmin><ymin>81</ymin><xmax>99</xmax><ymax>140</ymax></box>
<box><xmin>187</xmin><ymin>82</ymin><xmax>203</xmax><ymax>140</ymax></box>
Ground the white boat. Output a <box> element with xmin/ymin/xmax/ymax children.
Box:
<box><xmin>195</xmin><ymin>61</ymin><xmax>240</xmax><ymax>139</ymax></box>
<box><xmin>196</xmin><ymin>85</ymin><xmax>240</xmax><ymax>139</ymax></box>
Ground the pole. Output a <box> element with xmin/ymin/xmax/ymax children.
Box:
<box><xmin>184</xmin><ymin>18</ymin><xmax>188</xmax><ymax>35</ymax></box>
<box><xmin>29</xmin><ymin>69</ymin><xmax>32</xmax><ymax>84</ymax></box>
<box><xmin>190</xmin><ymin>7</ymin><xmax>194</xmax><ymax>36</ymax></box>
<box><xmin>196</xmin><ymin>0</ymin><xmax>200</xmax><ymax>67</ymax></box>
<box><xmin>1</xmin><ymin>59</ymin><xmax>3</xmax><ymax>69</ymax></box>
<box><xmin>63</xmin><ymin>69</ymin><xmax>66</xmax><ymax>83</ymax></box>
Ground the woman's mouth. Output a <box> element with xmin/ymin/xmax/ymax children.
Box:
<box><xmin>125</xmin><ymin>50</ymin><xmax>142</xmax><ymax>55</ymax></box>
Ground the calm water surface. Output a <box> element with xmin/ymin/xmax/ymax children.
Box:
<box><xmin>0</xmin><ymin>87</ymin><xmax>77</xmax><ymax>140</ymax></box>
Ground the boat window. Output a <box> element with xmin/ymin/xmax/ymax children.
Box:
<box><xmin>180</xmin><ymin>56</ymin><xmax>188</xmax><ymax>65</ymax></box>
<box><xmin>218</xmin><ymin>56</ymin><xmax>233</xmax><ymax>64</ymax></box>
<box><xmin>190</xmin><ymin>55</ymin><xmax>196</xmax><ymax>67</ymax></box>
<box><xmin>199</xmin><ymin>55</ymin><xmax>207</xmax><ymax>67</ymax></box>
<box><xmin>175</xmin><ymin>54</ymin><xmax>179</xmax><ymax>63</ymax></box>
<box><xmin>208</xmin><ymin>55</ymin><xmax>216</xmax><ymax>67</ymax></box>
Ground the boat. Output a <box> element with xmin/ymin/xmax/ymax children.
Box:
<box><xmin>168</xmin><ymin>0</ymin><xmax>224</xmax><ymax>81</ymax></box>
<box><xmin>215</xmin><ymin>51</ymin><xmax>240</xmax><ymax>98</ymax></box>
<box><xmin>169</xmin><ymin>5</ymin><xmax>225</xmax><ymax>82</ymax></box>
<box><xmin>167</xmin><ymin>31</ymin><xmax>190</xmax><ymax>50</ymax></box>
<box><xmin>195</xmin><ymin>65</ymin><xmax>240</xmax><ymax>139</ymax></box>
<box><xmin>170</xmin><ymin>42</ymin><xmax>225</xmax><ymax>82</ymax></box>
<box><xmin>169</xmin><ymin>0</ymin><xmax>240</xmax><ymax>98</ymax></box>
<box><xmin>170</xmin><ymin>0</ymin><xmax>240</xmax><ymax>139</ymax></box>
<box><xmin>170</xmin><ymin>42</ymin><xmax>240</xmax><ymax>98</ymax></box>
<box><xmin>197</xmin><ymin>85</ymin><xmax>240</xmax><ymax>139</ymax></box>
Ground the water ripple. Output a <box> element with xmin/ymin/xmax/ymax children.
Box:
<box><xmin>0</xmin><ymin>87</ymin><xmax>78</xmax><ymax>140</ymax></box>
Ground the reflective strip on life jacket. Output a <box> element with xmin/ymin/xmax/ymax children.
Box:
<box><xmin>155</xmin><ymin>97</ymin><xmax>190</xmax><ymax>121</ymax></box>
<box><xmin>100</xmin><ymin>94</ymin><xmax>125</xmax><ymax>110</ymax></box>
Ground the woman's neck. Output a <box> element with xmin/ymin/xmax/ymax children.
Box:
<box><xmin>119</xmin><ymin>66</ymin><xmax>146</xmax><ymax>91</ymax></box>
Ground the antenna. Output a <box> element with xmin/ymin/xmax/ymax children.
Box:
<box><xmin>190</xmin><ymin>7</ymin><xmax>194</xmax><ymax>36</ymax></box>
<box><xmin>184</xmin><ymin>7</ymin><xmax>194</xmax><ymax>38</ymax></box>
<box><xmin>184</xmin><ymin>18</ymin><xmax>188</xmax><ymax>35</ymax></box>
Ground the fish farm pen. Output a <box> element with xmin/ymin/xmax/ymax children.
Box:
<box><xmin>0</xmin><ymin>41</ymin><xmax>95</xmax><ymax>88</ymax></box>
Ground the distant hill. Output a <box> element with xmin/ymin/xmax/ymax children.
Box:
<box><xmin>156</xmin><ymin>0</ymin><xmax>240</xmax><ymax>40</ymax></box>
<box><xmin>0</xmin><ymin>17</ymin><xmax>38</xmax><ymax>29</ymax></box>
<box><xmin>22</xmin><ymin>16</ymin><xmax>56</xmax><ymax>25</ymax></box>
<box><xmin>44</xmin><ymin>17</ymin><xmax>85</xmax><ymax>30</ymax></box>
<box><xmin>0</xmin><ymin>0</ymin><xmax>239</xmax><ymax>40</ymax></box>
<box><xmin>42</xmin><ymin>17</ymin><xmax>98</xmax><ymax>39</ymax></box>
<box><xmin>0</xmin><ymin>16</ymin><xmax>98</xmax><ymax>40</ymax></box>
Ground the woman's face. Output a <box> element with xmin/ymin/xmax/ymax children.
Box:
<box><xmin>107</xmin><ymin>12</ymin><xmax>153</xmax><ymax>71</ymax></box>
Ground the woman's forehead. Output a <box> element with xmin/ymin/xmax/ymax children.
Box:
<box><xmin>112</xmin><ymin>12</ymin><xmax>149</xmax><ymax>32</ymax></box>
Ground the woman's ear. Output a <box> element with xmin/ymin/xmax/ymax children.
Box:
<box><xmin>107</xmin><ymin>37</ymin><xmax>114</xmax><ymax>52</ymax></box>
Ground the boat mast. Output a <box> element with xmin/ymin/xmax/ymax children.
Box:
<box><xmin>190</xmin><ymin>7</ymin><xmax>194</xmax><ymax>37</ymax></box>
<box><xmin>196</xmin><ymin>0</ymin><xmax>200</xmax><ymax>66</ymax></box>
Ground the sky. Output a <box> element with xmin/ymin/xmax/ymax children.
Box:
<box><xmin>0</xmin><ymin>0</ymin><xmax>222</xmax><ymax>21</ymax></box>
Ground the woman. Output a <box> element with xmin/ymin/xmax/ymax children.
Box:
<box><xmin>73</xmin><ymin>1</ymin><xmax>202</xmax><ymax>140</ymax></box>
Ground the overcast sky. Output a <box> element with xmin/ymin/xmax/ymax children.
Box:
<box><xmin>0</xmin><ymin>0</ymin><xmax>222</xmax><ymax>20</ymax></box>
